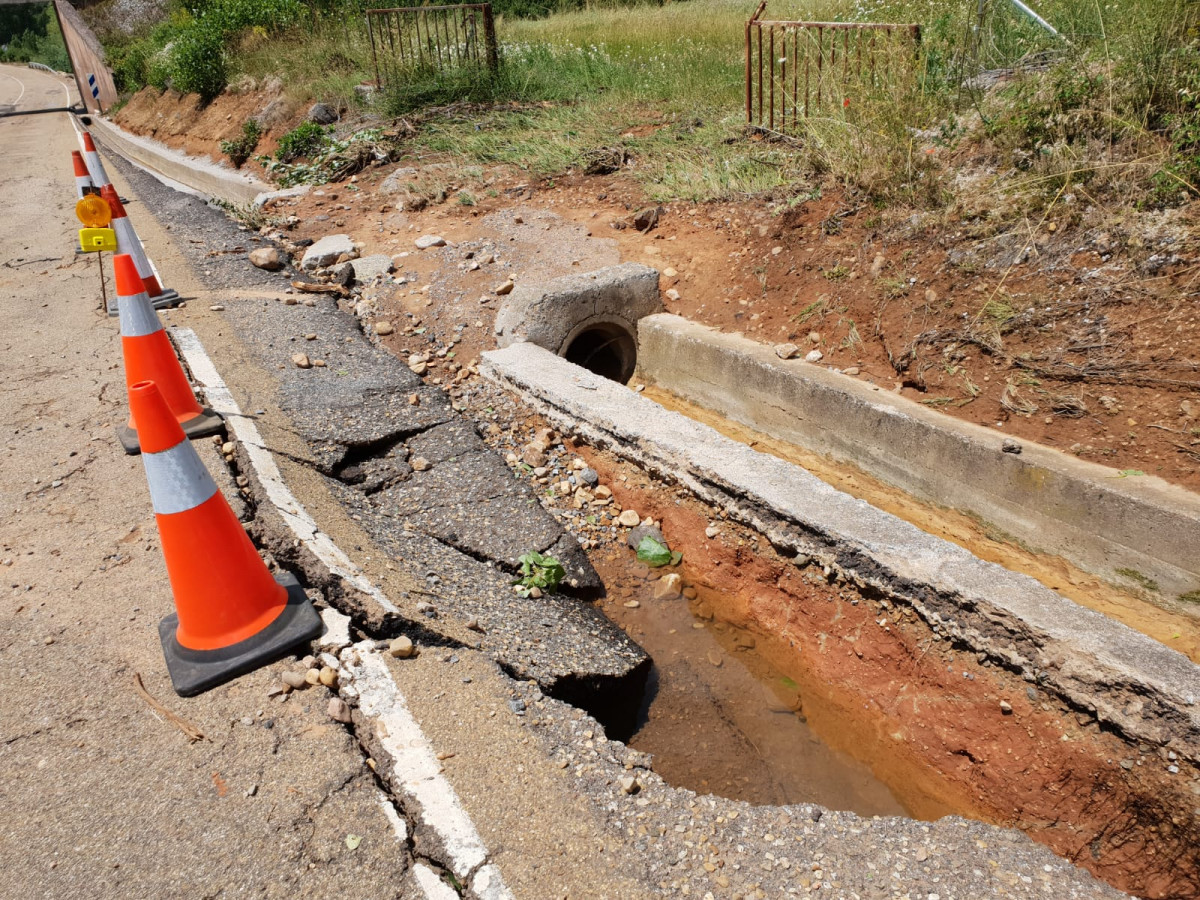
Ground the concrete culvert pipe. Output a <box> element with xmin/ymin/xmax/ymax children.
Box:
<box><xmin>562</xmin><ymin>319</ymin><xmax>639</xmax><ymax>384</ymax></box>
<box><xmin>493</xmin><ymin>262</ymin><xmax>662</xmax><ymax>383</ymax></box>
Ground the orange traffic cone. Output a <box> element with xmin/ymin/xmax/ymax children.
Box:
<box><xmin>99</xmin><ymin>184</ymin><xmax>181</xmax><ymax>313</ymax></box>
<box><xmin>80</xmin><ymin>132</ymin><xmax>111</xmax><ymax>187</ymax></box>
<box><xmin>71</xmin><ymin>151</ymin><xmax>93</xmax><ymax>199</ymax></box>
<box><xmin>130</xmin><ymin>380</ymin><xmax>323</xmax><ymax>696</ymax></box>
<box><xmin>113</xmin><ymin>254</ymin><xmax>223</xmax><ymax>454</ymax></box>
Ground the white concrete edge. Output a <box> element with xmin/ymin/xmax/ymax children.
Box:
<box><xmin>170</xmin><ymin>326</ymin><xmax>512</xmax><ymax>899</ymax></box>
<box><xmin>173</xmin><ymin>327</ymin><xmax>398</xmax><ymax>615</ymax></box>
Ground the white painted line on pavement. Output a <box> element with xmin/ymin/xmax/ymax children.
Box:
<box><xmin>172</xmin><ymin>327</ymin><xmax>398</xmax><ymax>615</ymax></box>
<box><xmin>0</xmin><ymin>70</ymin><xmax>26</xmax><ymax>108</ymax></box>
<box><xmin>171</xmin><ymin>327</ymin><xmax>513</xmax><ymax>899</ymax></box>
<box><xmin>412</xmin><ymin>863</ymin><xmax>460</xmax><ymax>900</ymax></box>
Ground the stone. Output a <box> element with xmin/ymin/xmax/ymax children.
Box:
<box><xmin>870</xmin><ymin>253</ymin><xmax>886</xmax><ymax>277</ymax></box>
<box><xmin>389</xmin><ymin>636</ymin><xmax>415</xmax><ymax>658</ymax></box>
<box><xmin>292</xmin><ymin>353</ymin><xmax>312</xmax><ymax>369</ymax></box>
<box><xmin>1182</xmin><ymin>400</ymin><xmax>1195</xmax><ymax>419</ymax></box>
<box><xmin>843</xmin><ymin>366</ymin><xmax>860</xmax><ymax>376</ymax></box>
<box><xmin>353</xmin><ymin>254</ymin><xmax>394</xmax><ymax>282</ymax></box>
<box><xmin>663</xmin><ymin>267</ymin><xmax>678</xmax><ymax>278</ymax></box>
<box><xmin>633</xmin><ymin>206</ymin><xmax>661</xmax><ymax>233</ymax></box>
<box><xmin>579</xmin><ymin>467</ymin><xmax>599</xmax><ymax>486</ymax></box>
<box><xmin>522</xmin><ymin>443</ymin><xmax>547</xmax><ymax>468</ymax></box>
<box><xmin>301</xmin><ymin>234</ymin><xmax>355</xmax><ymax>270</ymax></box>
<box><xmin>410</xmin><ymin>361</ymin><xmax>428</xmax><ymax>376</ymax></box>
<box><xmin>304</xmin><ymin>668</ymin><xmax>322</xmax><ymax>686</ymax></box>
<box><xmin>318</xmin><ymin>666</ymin><xmax>338</xmax><ymax>687</ymax></box>
<box><xmin>1002</xmin><ymin>438</ymin><xmax>1023</xmax><ymax>455</ymax></box>
<box><xmin>775</xmin><ymin>343</ymin><xmax>800</xmax><ymax>360</ymax></box>
<box><xmin>665</xmin><ymin>288</ymin><xmax>681</xmax><ymax>302</ymax></box>
<box><xmin>627</xmin><ymin>523</ymin><xmax>665</xmax><ymax>551</ymax></box>
<box><xmin>222</xmin><ymin>441</ymin><xmax>236</xmax><ymax>455</ymax></box>
<box><xmin>705</xmin><ymin>525</ymin><xmax>720</xmax><ymax>539</ymax></box>
<box><xmin>379</xmin><ymin>167</ymin><xmax>419</xmax><ymax>195</ymax></box>
<box><xmin>415</xmin><ymin>235</ymin><xmax>446</xmax><ymax>249</ymax></box>
<box><xmin>1000</xmin><ymin>700</ymin><xmax>1013</xmax><ymax>714</ymax></box>
<box><xmin>805</xmin><ymin>349</ymin><xmax>823</xmax><ymax>363</ymax></box>
<box><xmin>328</xmin><ymin>697</ymin><xmax>353</xmax><ymax>723</ymax></box>
<box><xmin>594</xmin><ymin>485</ymin><xmax>612</xmax><ymax>499</ymax></box>
<box><xmin>494</xmin><ymin>279</ymin><xmax>515</xmax><ymax>296</ymax></box>
<box><xmin>282</xmin><ymin>670</ymin><xmax>307</xmax><ymax>689</ymax></box>
<box><xmin>653</xmin><ymin>573</ymin><xmax>683</xmax><ymax>599</ymax></box>
<box><xmin>307</xmin><ymin>102</ymin><xmax>338</xmax><ymax>124</ymax></box>
<box><xmin>411</xmin><ymin>457</ymin><xmax>431</xmax><ymax>472</ymax></box>
<box><xmin>248</xmin><ymin>247</ymin><xmax>284</xmax><ymax>270</ymax></box>
<box><xmin>618</xmin><ymin>509</ymin><xmax>641</xmax><ymax>527</ymax></box>
<box><xmin>619</xmin><ymin>774</ymin><xmax>641</xmax><ymax>795</ymax></box>
<box><xmin>808</xmin><ymin>331</ymin><xmax>821</xmax><ymax>344</ymax></box>
<box><xmin>209</xmin><ymin>304</ymin><xmax>226</xmax><ymax>311</ymax></box>
<box><xmin>329</xmin><ymin>261</ymin><xmax>355</xmax><ymax>286</ymax></box>
<box><xmin>374</xmin><ymin>321</ymin><xmax>394</xmax><ymax>336</ymax></box>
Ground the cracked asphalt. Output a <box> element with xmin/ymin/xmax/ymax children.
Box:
<box><xmin>0</xmin><ymin>64</ymin><xmax>1131</xmax><ymax>900</ymax></box>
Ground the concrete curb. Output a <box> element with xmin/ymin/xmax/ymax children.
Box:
<box><xmin>87</xmin><ymin>115</ymin><xmax>272</xmax><ymax>206</ymax></box>
<box><xmin>482</xmin><ymin>342</ymin><xmax>1200</xmax><ymax>762</ymax></box>
<box><xmin>637</xmin><ymin>314</ymin><xmax>1200</xmax><ymax>601</ymax></box>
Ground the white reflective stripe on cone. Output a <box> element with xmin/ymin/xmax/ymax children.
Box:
<box><xmin>113</xmin><ymin>217</ymin><xmax>154</xmax><ymax>278</ymax></box>
<box><xmin>118</xmin><ymin>292</ymin><xmax>162</xmax><ymax>338</ymax></box>
<box><xmin>142</xmin><ymin>442</ymin><xmax>219</xmax><ymax>516</ymax></box>
<box><xmin>85</xmin><ymin>150</ymin><xmax>110</xmax><ymax>187</ymax></box>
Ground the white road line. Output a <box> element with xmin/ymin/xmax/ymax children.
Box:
<box><xmin>173</xmin><ymin>327</ymin><xmax>398</xmax><ymax>615</ymax></box>
<box><xmin>171</xmin><ymin>326</ymin><xmax>514</xmax><ymax>900</ymax></box>
<box><xmin>0</xmin><ymin>70</ymin><xmax>26</xmax><ymax>108</ymax></box>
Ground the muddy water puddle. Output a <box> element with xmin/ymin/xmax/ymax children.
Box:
<box><xmin>593</xmin><ymin>554</ymin><xmax>909</xmax><ymax>818</ymax></box>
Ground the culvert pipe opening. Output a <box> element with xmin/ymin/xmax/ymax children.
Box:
<box><xmin>562</xmin><ymin>322</ymin><xmax>638</xmax><ymax>384</ymax></box>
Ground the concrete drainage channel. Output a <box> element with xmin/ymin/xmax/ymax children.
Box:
<box><xmin>93</xmin><ymin>125</ymin><xmax>1198</xmax><ymax>897</ymax></box>
<box><xmin>480</xmin><ymin>338</ymin><xmax>1200</xmax><ymax>896</ymax></box>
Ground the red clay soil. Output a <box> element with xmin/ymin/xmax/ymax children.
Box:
<box><xmin>580</xmin><ymin>440</ymin><xmax>1200</xmax><ymax>900</ymax></box>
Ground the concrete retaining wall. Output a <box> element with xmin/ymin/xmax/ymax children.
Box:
<box><xmin>88</xmin><ymin>116</ymin><xmax>272</xmax><ymax>206</ymax></box>
<box><xmin>636</xmin><ymin>314</ymin><xmax>1200</xmax><ymax>601</ymax></box>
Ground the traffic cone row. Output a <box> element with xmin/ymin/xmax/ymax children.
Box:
<box><xmin>75</xmin><ymin>132</ymin><xmax>324</xmax><ymax>695</ymax></box>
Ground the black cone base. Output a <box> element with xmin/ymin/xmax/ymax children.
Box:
<box><xmin>117</xmin><ymin>407</ymin><xmax>224</xmax><ymax>455</ymax></box>
<box><xmin>159</xmin><ymin>570</ymin><xmax>324</xmax><ymax>697</ymax></box>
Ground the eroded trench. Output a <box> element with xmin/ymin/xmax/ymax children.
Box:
<box><xmin>474</xmin><ymin>311</ymin><xmax>1200</xmax><ymax>899</ymax></box>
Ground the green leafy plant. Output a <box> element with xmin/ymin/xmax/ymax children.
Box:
<box><xmin>171</xmin><ymin>23</ymin><xmax>227</xmax><ymax>101</ymax></box>
<box><xmin>220</xmin><ymin>119</ymin><xmax>263</xmax><ymax>168</ymax></box>
<box><xmin>275</xmin><ymin>121</ymin><xmax>331</xmax><ymax>162</ymax></box>
<box><xmin>513</xmin><ymin>551</ymin><xmax>565</xmax><ymax>597</ymax></box>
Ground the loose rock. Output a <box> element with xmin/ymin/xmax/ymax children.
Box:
<box><xmin>292</xmin><ymin>353</ymin><xmax>312</xmax><ymax>369</ymax></box>
<box><xmin>248</xmin><ymin>247</ymin><xmax>284</xmax><ymax>271</ymax></box>
<box><xmin>775</xmin><ymin>343</ymin><xmax>800</xmax><ymax>360</ymax></box>
<box><xmin>389</xmin><ymin>636</ymin><xmax>415</xmax><ymax>659</ymax></box>
<box><xmin>327</xmin><ymin>697</ymin><xmax>353</xmax><ymax>723</ymax></box>
<box><xmin>653</xmin><ymin>573</ymin><xmax>683</xmax><ymax>599</ymax></box>
<box><xmin>618</xmin><ymin>509</ymin><xmax>641</xmax><ymax>527</ymax></box>
<box><xmin>411</xmin><ymin>457</ymin><xmax>431</xmax><ymax>472</ymax></box>
<box><xmin>415</xmin><ymin>235</ymin><xmax>446</xmax><ymax>249</ymax></box>
<box><xmin>805</xmin><ymin>349</ymin><xmax>823</xmax><ymax>363</ymax></box>
<box><xmin>374</xmin><ymin>321</ymin><xmax>394</xmax><ymax>336</ymax></box>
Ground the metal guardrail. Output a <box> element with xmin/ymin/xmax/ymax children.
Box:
<box><xmin>365</xmin><ymin>3</ymin><xmax>498</xmax><ymax>89</ymax></box>
<box><xmin>745</xmin><ymin>1</ymin><xmax>920</xmax><ymax>134</ymax></box>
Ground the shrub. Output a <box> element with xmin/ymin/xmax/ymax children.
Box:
<box><xmin>275</xmin><ymin>121</ymin><xmax>330</xmax><ymax>161</ymax></box>
<box><xmin>171</xmin><ymin>24</ymin><xmax>227</xmax><ymax>101</ymax></box>
<box><xmin>220</xmin><ymin>119</ymin><xmax>263</xmax><ymax>168</ymax></box>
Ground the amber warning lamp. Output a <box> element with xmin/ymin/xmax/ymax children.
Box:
<box><xmin>76</xmin><ymin>193</ymin><xmax>116</xmax><ymax>253</ymax></box>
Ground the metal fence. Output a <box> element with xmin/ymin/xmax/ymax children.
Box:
<box><xmin>366</xmin><ymin>4</ymin><xmax>498</xmax><ymax>88</ymax></box>
<box><xmin>745</xmin><ymin>2</ymin><xmax>921</xmax><ymax>134</ymax></box>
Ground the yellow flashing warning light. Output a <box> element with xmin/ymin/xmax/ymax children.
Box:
<box><xmin>79</xmin><ymin>227</ymin><xmax>117</xmax><ymax>253</ymax></box>
<box><xmin>76</xmin><ymin>194</ymin><xmax>112</xmax><ymax>228</ymax></box>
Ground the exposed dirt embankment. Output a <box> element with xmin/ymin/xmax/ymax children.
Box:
<box><xmin>113</xmin><ymin>84</ymin><xmax>306</xmax><ymax>171</ymax></box>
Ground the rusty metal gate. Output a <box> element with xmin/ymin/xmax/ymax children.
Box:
<box><xmin>745</xmin><ymin>1</ymin><xmax>920</xmax><ymax>134</ymax></box>
<box><xmin>366</xmin><ymin>4</ymin><xmax>498</xmax><ymax>88</ymax></box>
